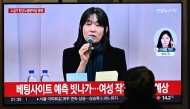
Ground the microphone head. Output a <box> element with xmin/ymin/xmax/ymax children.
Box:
<box><xmin>86</xmin><ymin>36</ymin><xmax>94</xmax><ymax>42</ymax></box>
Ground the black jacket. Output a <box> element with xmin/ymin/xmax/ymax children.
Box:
<box><xmin>62</xmin><ymin>46</ymin><xmax>127</xmax><ymax>81</ymax></box>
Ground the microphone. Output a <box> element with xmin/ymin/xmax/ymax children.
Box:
<box><xmin>86</xmin><ymin>36</ymin><xmax>94</xmax><ymax>55</ymax></box>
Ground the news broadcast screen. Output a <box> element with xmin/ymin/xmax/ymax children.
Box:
<box><xmin>3</xmin><ymin>3</ymin><xmax>182</xmax><ymax>105</ymax></box>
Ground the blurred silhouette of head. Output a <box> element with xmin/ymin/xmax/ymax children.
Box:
<box><xmin>124</xmin><ymin>66</ymin><xmax>157</xmax><ymax>98</ymax></box>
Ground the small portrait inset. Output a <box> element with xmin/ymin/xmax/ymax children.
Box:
<box><xmin>153</xmin><ymin>28</ymin><xmax>177</xmax><ymax>56</ymax></box>
<box><xmin>157</xmin><ymin>30</ymin><xmax>174</xmax><ymax>48</ymax></box>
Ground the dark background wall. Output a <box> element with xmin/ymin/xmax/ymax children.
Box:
<box><xmin>0</xmin><ymin>0</ymin><xmax>188</xmax><ymax>109</ymax></box>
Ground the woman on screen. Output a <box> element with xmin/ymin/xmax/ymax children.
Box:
<box><xmin>156</xmin><ymin>30</ymin><xmax>175</xmax><ymax>48</ymax></box>
<box><xmin>62</xmin><ymin>7</ymin><xmax>127</xmax><ymax>81</ymax></box>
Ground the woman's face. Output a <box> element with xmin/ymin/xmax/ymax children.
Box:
<box><xmin>161</xmin><ymin>34</ymin><xmax>171</xmax><ymax>47</ymax></box>
<box><xmin>82</xmin><ymin>14</ymin><xmax>107</xmax><ymax>45</ymax></box>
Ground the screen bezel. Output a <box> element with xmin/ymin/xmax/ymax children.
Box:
<box><xmin>2</xmin><ymin>2</ymin><xmax>183</xmax><ymax>106</ymax></box>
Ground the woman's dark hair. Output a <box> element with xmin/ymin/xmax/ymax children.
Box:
<box><xmin>156</xmin><ymin>30</ymin><xmax>173</xmax><ymax>48</ymax></box>
<box><xmin>74</xmin><ymin>7</ymin><xmax>111</xmax><ymax>49</ymax></box>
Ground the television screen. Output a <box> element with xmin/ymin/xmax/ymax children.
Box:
<box><xmin>3</xmin><ymin>3</ymin><xmax>182</xmax><ymax>105</ymax></box>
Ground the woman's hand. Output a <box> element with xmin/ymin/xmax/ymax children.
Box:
<box><xmin>171</xmin><ymin>41</ymin><xmax>175</xmax><ymax>47</ymax></box>
<box><xmin>76</xmin><ymin>43</ymin><xmax>93</xmax><ymax>73</ymax></box>
<box><xmin>79</xmin><ymin>43</ymin><xmax>90</xmax><ymax>64</ymax></box>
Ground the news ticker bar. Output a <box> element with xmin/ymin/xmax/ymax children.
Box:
<box><xmin>4</xmin><ymin>95</ymin><xmax>181</xmax><ymax>105</ymax></box>
<box><xmin>4</xmin><ymin>81</ymin><xmax>181</xmax><ymax>96</ymax></box>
